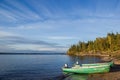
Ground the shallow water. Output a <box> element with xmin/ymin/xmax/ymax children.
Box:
<box><xmin>0</xmin><ymin>54</ymin><xmax>101</xmax><ymax>80</ymax></box>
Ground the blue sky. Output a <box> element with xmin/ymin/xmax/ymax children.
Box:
<box><xmin>0</xmin><ymin>0</ymin><xmax>120</xmax><ymax>53</ymax></box>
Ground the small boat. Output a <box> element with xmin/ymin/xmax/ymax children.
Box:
<box><xmin>62</xmin><ymin>64</ymin><xmax>110</xmax><ymax>74</ymax></box>
<box><xmin>62</xmin><ymin>62</ymin><xmax>111</xmax><ymax>74</ymax></box>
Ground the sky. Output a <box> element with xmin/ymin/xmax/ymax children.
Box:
<box><xmin>0</xmin><ymin>0</ymin><xmax>120</xmax><ymax>53</ymax></box>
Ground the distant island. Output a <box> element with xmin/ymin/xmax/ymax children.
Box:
<box><xmin>0</xmin><ymin>52</ymin><xmax>65</xmax><ymax>55</ymax></box>
<box><xmin>67</xmin><ymin>32</ymin><xmax>120</xmax><ymax>58</ymax></box>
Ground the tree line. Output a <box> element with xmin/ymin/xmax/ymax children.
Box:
<box><xmin>67</xmin><ymin>32</ymin><xmax>120</xmax><ymax>55</ymax></box>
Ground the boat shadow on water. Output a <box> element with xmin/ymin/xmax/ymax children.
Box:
<box><xmin>54</xmin><ymin>73</ymin><xmax>88</xmax><ymax>80</ymax></box>
<box><xmin>110</xmin><ymin>64</ymin><xmax>120</xmax><ymax>72</ymax></box>
<box><xmin>63</xmin><ymin>73</ymin><xmax>88</xmax><ymax>80</ymax></box>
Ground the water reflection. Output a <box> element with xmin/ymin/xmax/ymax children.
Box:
<box><xmin>64</xmin><ymin>74</ymin><xmax>88</xmax><ymax>80</ymax></box>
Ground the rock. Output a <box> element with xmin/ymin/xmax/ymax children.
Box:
<box><xmin>101</xmin><ymin>57</ymin><xmax>113</xmax><ymax>62</ymax></box>
<box><xmin>114</xmin><ymin>59</ymin><xmax>120</xmax><ymax>65</ymax></box>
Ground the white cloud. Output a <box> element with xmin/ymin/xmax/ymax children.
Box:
<box><xmin>8</xmin><ymin>44</ymin><xmax>67</xmax><ymax>52</ymax></box>
<box><xmin>14</xmin><ymin>25</ymin><xmax>36</xmax><ymax>30</ymax></box>
<box><xmin>48</xmin><ymin>36</ymin><xmax>78</xmax><ymax>40</ymax></box>
<box><xmin>0</xmin><ymin>31</ymin><xmax>16</xmax><ymax>37</ymax></box>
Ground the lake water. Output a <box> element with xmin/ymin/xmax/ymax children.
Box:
<box><xmin>0</xmin><ymin>54</ymin><xmax>101</xmax><ymax>80</ymax></box>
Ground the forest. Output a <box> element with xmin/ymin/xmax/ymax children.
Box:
<box><xmin>67</xmin><ymin>32</ymin><xmax>120</xmax><ymax>56</ymax></box>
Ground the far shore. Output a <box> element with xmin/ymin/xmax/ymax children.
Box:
<box><xmin>75</xmin><ymin>53</ymin><xmax>110</xmax><ymax>57</ymax></box>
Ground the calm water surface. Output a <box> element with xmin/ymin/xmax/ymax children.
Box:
<box><xmin>0</xmin><ymin>54</ymin><xmax>101</xmax><ymax>80</ymax></box>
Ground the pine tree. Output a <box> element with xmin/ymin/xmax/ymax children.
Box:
<box><xmin>67</xmin><ymin>32</ymin><xmax>120</xmax><ymax>55</ymax></box>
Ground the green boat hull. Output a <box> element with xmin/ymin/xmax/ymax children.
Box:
<box><xmin>82</xmin><ymin>61</ymin><xmax>114</xmax><ymax>67</ymax></box>
<box><xmin>62</xmin><ymin>65</ymin><xmax>110</xmax><ymax>74</ymax></box>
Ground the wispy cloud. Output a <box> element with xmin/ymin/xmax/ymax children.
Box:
<box><xmin>0</xmin><ymin>30</ymin><xmax>67</xmax><ymax>52</ymax></box>
<box><xmin>0</xmin><ymin>31</ymin><xmax>17</xmax><ymax>37</ymax></box>
<box><xmin>0</xmin><ymin>0</ymin><xmax>42</xmax><ymax>27</ymax></box>
<box><xmin>8</xmin><ymin>44</ymin><xmax>68</xmax><ymax>52</ymax></box>
<box><xmin>0</xmin><ymin>36</ymin><xmax>58</xmax><ymax>46</ymax></box>
<box><xmin>1</xmin><ymin>0</ymin><xmax>120</xmax><ymax>27</ymax></box>
<box><xmin>48</xmin><ymin>36</ymin><xmax>78</xmax><ymax>40</ymax></box>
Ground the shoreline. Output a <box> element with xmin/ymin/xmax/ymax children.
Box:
<box><xmin>71</xmin><ymin>53</ymin><xmax>120</xmax><ymax>63</ymax></box>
